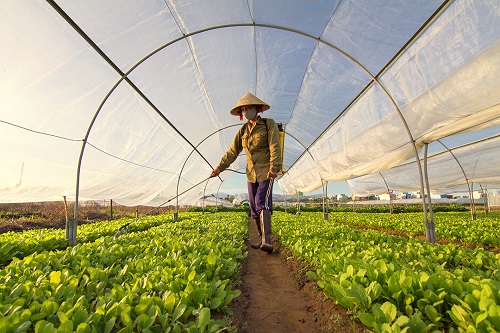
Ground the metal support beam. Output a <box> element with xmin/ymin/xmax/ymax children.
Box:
<box><xmin>423</xmin><ymin>143</ymin><xmax>436</xmax><ymax>243</ymax></box>
<box><xmin>437</xmin><ymin>140</ymin><xmax>477</xmax><ymax>220</ymax></box>
<box><xmin>322</xmin><ymin>181</ymin><xmax>328</xmax><ymax>220</ymax></box>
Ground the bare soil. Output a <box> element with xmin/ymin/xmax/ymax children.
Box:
<box><xmin>229</xmin><ymin>217</ymin><xmax>368</xmax><ymax>333</ymax></box>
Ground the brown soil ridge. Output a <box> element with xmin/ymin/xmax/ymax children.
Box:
<box><xmin>230</xmin><ymin>217</ymin><xmax>367</xmax><ymax>333</ymax></box>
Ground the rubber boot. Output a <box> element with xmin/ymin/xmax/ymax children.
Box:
<box><xmin>251</xmin><ymin>218</ymin><xmax>262</xmax><ymax>249</ymax></box>
<box><xmin>259</xmin><ymin>210</ymin><xmax>273</xmax><ymax>253</ymax></box>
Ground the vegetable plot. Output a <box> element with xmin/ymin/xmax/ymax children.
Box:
<box><xmin>0</xmin><ymin>212</ymin><xmax>247</xmax><ymax>333</ymax></box>
<box><xmin>329</xmin><ymin>211</ymin><xmax>500</xmax><ymax>247</ymax></box>
<box><xmin>0</xmin><ymin>213</ymin><xmax>201</xmax><ymax>265</ymax></box>
<box><xmin>273</xmin><ymin>212</ymin><xmax>500</xmax><ymax>333</ymax></box>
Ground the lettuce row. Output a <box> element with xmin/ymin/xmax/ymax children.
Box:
<box><xmin>274</xmin><ymin>212</ymin><xmax>500</xmax><ymax>333</ymax></box>
<box><xmin>0</xmin><ymin>213</ymin><xmax>202</xmax><ymax>265</ymax></box>
<box><xmin>0</xmin><ymin>212</ymin><xmax>247</xmax><ymax>333</ymax></box>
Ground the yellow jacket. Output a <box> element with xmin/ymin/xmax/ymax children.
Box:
<box><xmin>216</xmin><ymin>116</ymin><xmax>281</xmax><ymax>182</ymax></box>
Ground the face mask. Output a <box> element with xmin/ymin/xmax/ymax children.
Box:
<box><xmin>243</xmin><ymin>107</ymin><xmax>257</xmax><ymax>120</ymax></box>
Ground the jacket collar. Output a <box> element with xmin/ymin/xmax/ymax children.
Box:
<box><xmin>247</xmin><ymin>115</ymin><xmax>264</xmax><ymax>132</ymax></box>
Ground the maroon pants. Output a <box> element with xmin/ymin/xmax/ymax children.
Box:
<box><xmin>247</xmin><ymin>178</ymin><xmax>274</xmax><ymax>220</ymax></box>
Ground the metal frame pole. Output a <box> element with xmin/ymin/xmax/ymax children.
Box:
<box><xmin>423</xmin><ymin>143</ymin><xmax>436</xmax><ymax>243</ymax></box>
<box><xmin>322</xmin><ymin>181</ymin><xmax>328</xmax><ymax>220</ymax></box>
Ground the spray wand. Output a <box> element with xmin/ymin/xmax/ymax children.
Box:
<box><xmin>114</xmin><ymin>176</ymin><xmax>212</xmax><ymax>238</ymax></box>
<box><xmin>113</xmin><ymin>167</ymin><xmax>248</xmax><ymax>238</ymax></box>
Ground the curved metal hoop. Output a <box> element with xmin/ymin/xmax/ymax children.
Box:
<box><xmin>46</xmin><ymin>0</ymin><xmax>452</xmax><ymax>243</ymax></box>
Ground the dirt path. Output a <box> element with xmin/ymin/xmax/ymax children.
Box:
<box><xmin>230</xmin><ymin>217</ymin><xmax>367</xmax><ymax>333</ymax></box>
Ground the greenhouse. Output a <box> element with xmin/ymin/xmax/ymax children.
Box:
<box><xmin>1</xmin><ymin>1</ymin><xmax>499</xmax><ymax>332</ymax></box>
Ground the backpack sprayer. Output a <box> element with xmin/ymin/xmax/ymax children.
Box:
<box><xmin>277</xmin><ymin>123</ymin><xmax>286</xmax><ymax>175</ymax></box>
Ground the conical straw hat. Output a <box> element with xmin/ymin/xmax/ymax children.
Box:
<box><xmin>230</xmin><ymin>92</ymin><xmax>270</xmax><ymax>115</ymax></box>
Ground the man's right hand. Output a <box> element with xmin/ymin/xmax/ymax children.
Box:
<box><xmin>210</xmin><ymin>168</ymin><xmax>220</xmax><ymax>178</ymax></box>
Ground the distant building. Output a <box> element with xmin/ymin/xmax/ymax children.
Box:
<box><xmin>473</xmin><ymin>191</ymin><xmax>486</xmax><ymax>199</ymax></box>
<box><xmin>379</xmin><ymin>193</ymin><xmax>397</xmax><ymax>201</ymax></box>
<box><xmin>336</xmin><ymin>194</ymin><xmax>348</xmax><ymax>201</ymax></box>
<box><xmin>352</xmin><ymin>194</ymin><xmax>378</xmax><ymax>200</ymax></box>
<box><xmin>416</xmin><ymin>192</ymin><xmax>442</xmax><ymax>199</ymax></box>
<box><xmin>399</xmin><ymin>192</ymin><xmax>413</xmax><ymax>199</ymax></box>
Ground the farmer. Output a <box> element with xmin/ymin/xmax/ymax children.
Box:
<box><xmin>211</xmin><ymin>92</ymin><xmax>281</xmax><ymax>253</ymax></box>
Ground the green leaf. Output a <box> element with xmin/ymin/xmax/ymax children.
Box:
<box><xmin>105</xmin><ymin>301</ymin><xmax>119</xmax><ymax>321</ymax></box>
<box><xmin>424</xmin><ymin>304</ymin><xmax>441</xmax><ymax>324</ymax></box>
<box><xmin>72</xmin><ymin>309</ymin><xmax>87</xmax><ymax>327</ymax></box>
<box><xmin>488</xmin><ymin>304</ymin><xmax>500</xmax><ymax>330</ymax></box>
<box><xmin>104</xmin><ymin>317</ymin><xmax>116</xmax><ymax>333</ymax></box>
<box><xmin>75</xmin><ymin>323</ymin><xmax>91</xmax><ymax>333</ymax></box>
<box><xmin>380</xmin><ymin>302</ymin><xmax>397</xmax><ymax>323</ymax></box>
<box><xmin>449</xmin><ymin>305</ymin><xmax>470</xmax><ymax>328</ymax></box>
<box><xmin>358</xmin><ymin>312</ymin><xmax>376</xmax><ymax>328</ymax></box>
<box><xmin>207</xmin><ymin>253</ymin><xmax>217</xmax><ymax>266</ymax></box>
<box><xmin>210</xmin><ymin>297</ymin><xmax>223</xmax><ymax>310</ymax></box>
<box><xmin>474</xmin><ymin>311</ymin><xmax>488</xmax><ymax>326</ymax></box>
<box><xmin>387</xmin><ymin>273</ymin><xmax>399</xmax><ymax>294</ymax></box>
<box><xmin>173</xmin><ymin>303</ymin><xmax>187</xmax><ymax>321</ymax></box>
<box><xmin>164</xmin><ymin>295</ymin><xmax>176</xmax><ymax>313</ymax></box>
<box><xmin>115</xmin><ymin>327</ymin><xmax>131</xmax><ymax>333</ymax></box>
<box><xmin>30</xmin><ymin>312</ymin><xmax>47</xmax><ymax>322</ymax></box>
<box><xmin>41</xmin><ymin>300</ymin><xmax>59</xmax><ymax>316</ymax></box>
<box><xmin>394</xmin><ymin>315</ymin><xmax>410</xmax><ymax>327</ymax></box>
<box><xmin>418</xmin><ymin>272</ymin><xmax>430</xmax><ymax>287</ymax></box>
<box><xmin>326</xmin><ymin>282</ymin><xmax>354</xmax><ymax>309</ymax></box>
<box><xmin>405</xmin><ymin>304</ymin><xmax>413</xmax><ymax>317</ymax></box>
<box><xmin>407</xmin><ymin>312</ymin><xmax>432</xmax><ymax>333</ymax></box>
<box><xmin>224</xmin><ymin>289</ymin><xmax>240</xmax><ymax>306</ymax></box>
<box><xmin>1</xmin><ymin>242</ymin><xmax>13</xmax><ymax>254</ymax></box>
<box><xmin>120</xmin><ymin>310</ymin><xmax>132</xmax><ymax>327</ymax></box>
<box><xmin>87</xmin><ymin>313</ymin><xmax>101</xmax><ymax>326</ymax></box>
<box><xmin>135</xmin><ymin>303</ymin><xmax>148</xmax><ymax>316</ymax></box>
<box><xmin>478</xmin><ymin>295</ymin><xmax>494</xmax><ymax>312</ymax></box>
<box><xmin>95</xmin><ymin>300</ymin><xmax>106</xmax><ymax>316</ymax></box>
<box><xmin>346</xmin><ymin>283</ymin><xmax>369</xmax><ymax>309</ymax></box>
<box><xmin>34</xmin><ymin>320</ymin><xmax>55</xmax><ymax>333</ymax></box>
<box><xmin>135</xmin><ymin>313</ymin><xmax>154</xmax><ymax>331</ymax></box>
<box><xmin>450</xmin><ymin>294</ymin><xmax>472</xmax><ymax>312</ymax></box>
<box><xmin>197</xmin><ymin>308</ymin><xmax>211</xmax><ymax>330</ymax></box>
<box><xmin>118</xmin><ymin>265</ymin><xmax>129</xmax><ymax>278</ymax></box>
<box><xmin>14</xmin><ymin>321</ymin><xmax>32</xmax><ymax>333</ymax></box>
<box><xmin>158</xmin><ymin>312</ymin><xmax>170</xmax><ymax>328</ymax></box>
<box><xmin>306</xmin><ymin>271</ymin><xmax>319</xmax><ymax>280</ymax></box>
<box><xmin>191</xmin><ymin>288</ymin><xmax>206</xmax><ymax>305</ymax></box>
<box><xmin>366</xmin><ymin>281</ymin><xmax>382</xmax><ymax>303</ymax></box>
<box><xmin>57</xmin><ymin>311</ymin><xmax>69</xmax><ymax>323</ymax></box>
<box><xmin>451</xmin><ymin>281</ymin><xmax>463</xmax><ymax>295</ymax></box>
<box><xmin>56</xmin><ymin>320</ymin><xmax>73</xmax><ymax>333</ymax></box>
<box><xmin>146</xmin><ymin>304</ymin><xmax>158</xmax><ymax>319</ymax></box>
<box><xmin>10</xmin><ymin>284</ymin><xmax>27</xmax><ymax>297</ymax></box>
<box><xmin>49</xmin><ymin>271</ymin><xmax>61</xmax><ymax>285</ymax></box>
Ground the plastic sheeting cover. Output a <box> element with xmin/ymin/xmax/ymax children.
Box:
<box><xmin>1</xmin><ymin>0</ymin><xmax>499</xmax><ymax>205</ymax></box>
